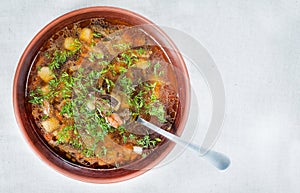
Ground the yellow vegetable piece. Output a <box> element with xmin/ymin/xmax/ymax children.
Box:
<box><xmin>38</xmin><ymin>67</ymin><xmax>54</xmax><ymax>82</ymax></box>
<box><xmin>41</xmin><ymin>117</ymin><xmax>59</xmax><ymax>132</ymax></box>
<box><xmin>79</xmin><ymin>28</ymin><xmax>93</xmax><ymax>43</ymax></box>
<box><xmin>63</xmin><ymin>37</ymin><xmax>76</xmax><ymax>51</ymax></box>
<box><xmin>41</xmin><ymin>85</ymin><xmax>50</xmax><ymax>95</ymax></box>
<box><xmin>135</xmin><ymin>59</ymin><xmax>148</xmax><ymax>70</ymax></box>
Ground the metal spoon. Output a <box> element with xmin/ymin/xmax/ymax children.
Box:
<box><xmin>136</xmin><ymin>116</ymin><xmax>230</xmax><ymax>170</ymax></box>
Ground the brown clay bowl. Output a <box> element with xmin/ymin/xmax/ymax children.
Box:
<box><xmin>13</xmin><ymin>6</ymin><xmax>190</xmax><ymax>183</ymax></box>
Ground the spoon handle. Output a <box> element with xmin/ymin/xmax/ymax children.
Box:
<box><xmin>136</xmin><ymin>117</ymin><xmax>230</xmax><ymax>170</ymax></box>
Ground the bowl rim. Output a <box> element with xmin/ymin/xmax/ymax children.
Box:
<box><xmin>13</xmin><ymin>6</ymin><xmax>190</xmax><ymax>183</ymax></box>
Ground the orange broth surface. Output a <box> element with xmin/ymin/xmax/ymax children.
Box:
<box><xmin>26</xmin><ymin>18</ymin><xmax>179</xmax><ymax>168</ymax></box>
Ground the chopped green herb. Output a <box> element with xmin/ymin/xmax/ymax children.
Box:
<box><xmin>119</xmin><ymin>76</ymin><xmax>134</xmax><ymax>95</ymax></box>
<box><xmin>88</xmin><ymin>52</ymin><xmax>103</xmax><ymax>62</ymax></box>
<box><xmin>120</xmin><ymin>52</ymin><xmax>138</xmax><ymax>67</ymax></box>
<box><xmin>102</xmin><ymin>146</ymin><xmax>107</xmax><ymax>156</ymax></box>
<box><xmin>41</xmin><ymin>115</ymin><xmax>49</xmax><ymax>120</ymax></box>
<box><xmin>60</xmin><ymin>100</ymin><xmax>74</xmax><ymax>117</ymax></box>
<box><xmin>70</xmin><ymin>38</ymin><xmax>82</xmax><ymax>52</ymax></box>
<box><xmin>117</xmin><ymin>126</ymin><xmax>126</xmax><ymax>135</ymax></box>
<box><xmin>93</xmin><ymin>32</ymin><xmax>102</xmax><ymax>38</ymax></box>
<box><xmin>113</xmin><ymin>43</ymin><xmax>131</xmax><ymax>51</ymax></box>
<box><xmin>95</xmin><ymin>53</ymin><xmax>103</xmax><ymax>59</ymax></box>
<box><xmin>90</xmin><ymin>39</ymin><xmax>95</xmax><ymax>48</ymax></box>
<box><xmin>119</xmin><ymin>66</ymin><xmax>128</xmax><ymax>74</ymax></box>
<box><xmin>48</xmin><ymin>79</ymin><xmax>59</xmax><ymax>88</ymax></box>
<box><xmin>82</xmin><ymin>148</ymin><xmax>94</xmax><ymax>158</ymax></box>
<box><xmin>153</xmin><ymin>62</ymin><xmax>161</xmax><ymax>75</ymax></box>
<box><xmin>104</xmin><ymin>78</ymin><xmax>115</xmax><ymax>92</ymax></box>
<box><xmin>44</xmin><ymin>52</ymin><xmax>51</xmax><ymax>59</ymax></box>
<box><xmin>57</xmin><ymin>126</ymin><xmax>74</xmax><ymax>144</ymax></box>
<box><xmin>136</xmin><ymin>135</ymin><xmax>158</xmax><ymax>148</ymax></box>
<box><xmin>96</xmin><ymin>146</ymin><xmax>107</xmax><ymax>157</ymax></box>
<box><xmin>129</xmin><ymin>133</ymin><xmax>136</xmax><ymax>140</ymax></box>
<box><xmin>137</xmin><ymin>47</ymin><xmax>146</xmax><ymax>55</ymax></box>
<box><xmin>49</xmin><ymin>41</ymin><xmax>81</xmax><ymax>70</ymax></box>
<box><xmin>129</xmin><ymin>90</ymin><xmax>145</xmax><ymax>115</ymax></box>
<box><xmin>155</xmin><ymin>137</ymin><xmax>162</xmax><ymax>142</ymax></box>
<box><xmin>88</xmin><ymin>70</ymin><xmax>101</xmax><ymax>80</ymax></box>
<box><xmin>28</xmin><ymin>88</ymin><xmax>44</xmax><ymax>105</ymax></box>
<box><xmin>108</xmin><ymin>64</ymin><xmax>117</xmax><ymax>76</ymax></box>
<box><xmin>142</xmin><ymin>153</ymin><xmax>147</xmax><ymax>158</ymax></box>
<box><xmin>98</xmin><ymin>60</ymin><xmax>109</xmax><ymax>66</ymax></box>
<box><xmin>69</xmin><ymin>136</ymin><xmax>82</xmax><ymax>149</ymax></box>
<box><xmin>123</xmin><ymin>135</ymin><xmax>128</xmax><ymax>143</ymax></box>
<box><xmin>158</xmin><ymin>70</ymin><xmax>165</xmax><ymax>76</ymax></box>
<box><xmin>49</xmin><ymin>50</ymin><xmax>68</xmax><ymax>70</ymax></box>
<box><xmin>146</xmin><ymin>103</ymin><xmax>166</xmax><ymax>123</ymax></box>
<box><xmin>88</xmin><ymin>52</ymin><xmax>95</xmax><ymax>62</ymax></box>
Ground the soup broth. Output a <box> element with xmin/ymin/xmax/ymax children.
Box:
<box><xmin>27</xmin><ymin>18</ymin><xmax>179</xmax><ymax>168</ymax></box>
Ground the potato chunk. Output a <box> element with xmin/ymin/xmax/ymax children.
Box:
<box><xmin>79</xmin><ymin>28</ymin><xmax>93</xmax><ymax>43</ymax></box>
<box><xmin>135</xmin><ymin>59</ymin><xmax>148</xmax><ymax>70</ymax></box>
<box><xmin>38</xmin><ymin>67</ymin><xmax>54</xmax><ymax>82</ymax></box>
<box><xmin>41</xmin><ymin>85</ymin><xmax>50</xmax><ymax>95</ymax></box>
<box><xmin>63</xmin><ymin>37</ymin><xmax>76</xmax><ymax>51</ymax></box>
<box><xmin>41</xmin><ymin>117</ymin><xmax>59</xmax><ymax>132</ymax></box>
